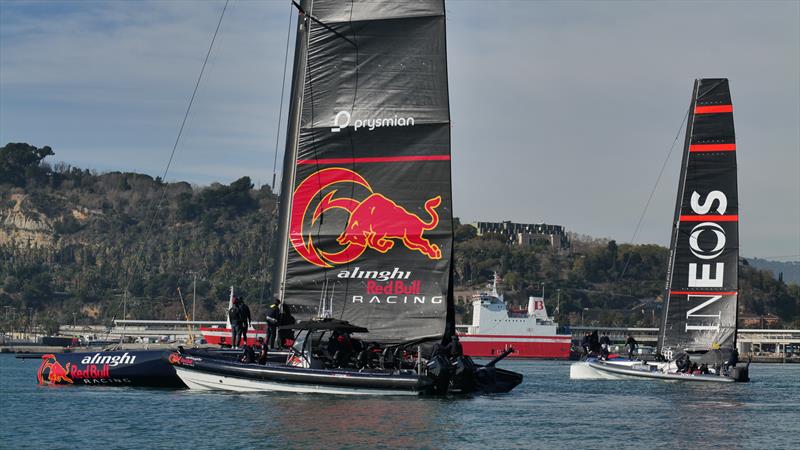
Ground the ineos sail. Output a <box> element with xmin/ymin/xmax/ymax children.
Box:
<box><xmin>274</xmin><ymin>0</ymin><xmax>453</xmax><ymax>343</ymax></box>
<box><xmin>658</xmin><ymin>79</ymin><xmax>739</xmax><ymax>357</ymax></box>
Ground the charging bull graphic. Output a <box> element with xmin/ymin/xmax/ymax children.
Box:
<box><xmin>291</xmin><ymin>167</ymin><xmax>442</xmax><ymax>268</ymax></box>
<box><xmin>37</xmin><ymin>354</ymin><xmax>73</xmax><ymax>385</ymax></box>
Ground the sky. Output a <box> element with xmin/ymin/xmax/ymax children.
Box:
<box><xmin>1</xmin><ymin>0</ymin><xmax>798</xmax><ymax>260</ymax></box>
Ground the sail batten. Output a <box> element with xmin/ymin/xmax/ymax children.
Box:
<box><xmin>659</xmin><ymin>78</ymin><xmax>739</xmax><ymax>357</ymax></box>
<box><xmin>277</xmin><ymin>0</ymin><xmax>453</xmax><ymax>344</ymax></box>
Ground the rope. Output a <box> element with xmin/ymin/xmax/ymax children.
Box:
<box><xmin>617</xmin><ymin>106</ymin><xmax>690</xmax><ymax>282</ymax></box>
<box><xmin>109</xmin><ymin>0</ymin><xmax>229</xmax><ymax>342</ymax></box>
<box><xmin>271</xmin><ymin>2</ymin><xmax>294</xmax><ymax>193</ymax></box>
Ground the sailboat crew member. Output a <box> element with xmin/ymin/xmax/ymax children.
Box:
<box><xmin>265</xmin><ymin>299</ymin><xmax>281</xmax><ymax>350</ymax></box>
<box><xmin>625</xmin><ymin>335</ymin><xmax>637</xmax><ymax>359</ymax></box>
<box><xmin>228</xmin><ymin>297</ymin><xmax>241</xmax><ymax>348</ymax></box>
<box><xmin>237</xmin><ymin>296</ymin><xmax>252</xmax><ymax>346</ymax></box>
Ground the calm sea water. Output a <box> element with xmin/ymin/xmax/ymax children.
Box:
<box><xmin>1</xmin><ymin>354</ymin><xmax>798</xmax><ymax>449</ymax></box>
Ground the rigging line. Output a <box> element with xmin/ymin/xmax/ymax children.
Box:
<box><xmin>261</xmin><ymin>3</ymin><xmax>295</xmax><ymax>313</ymax></box>
<box><xmin>272</xmin><ymin>2</ymin><xmax>294</xmax><ymax>193</ymax></box>
<box><xmin>617</xmin><ymin>106</ymin><xmax>690</xmax><ymax>283</ymax></box>
<box><xmin>108</xmin><ymin>0</ymin><xmax>230</xmax><ymax>334</ymax></box>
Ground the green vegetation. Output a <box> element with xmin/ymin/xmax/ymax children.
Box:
<box><xmin>1</xmin><ymin>143</ymin><xmax>798</xmax><ymax>331</ymax></box>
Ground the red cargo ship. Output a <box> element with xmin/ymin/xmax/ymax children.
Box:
<box><xmin>457</xmin><ymin>275</ymin><xmax>571</xmax><ymax>359</ymax></box>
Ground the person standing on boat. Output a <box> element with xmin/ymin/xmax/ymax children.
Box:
<box><xmin>265</xmin><ymin>299</ymin><xmax>282</xmax><ymax>350</ymax></box>
<box><xmin>229</xmin><ymin>297</ymin><xmax>241</xmax><ymax>348</ymax></box>
<box><xmin>238</xmin><ymin>296</ymin><xmax>252</xmax><ymax>346</ymax></box>
<box><xmin>580</xmin><ymin>332</ymin><xmax>590</xmax><ymax>357</ymax></box>
<box><xmin>589</xmin><ymin>331</ymin><xmax>600</xmax><ymax>354</ymax></box>
<box><xmin>277</xmin><ymin>304</ymin><xmax>296</xmax><ymax>348</ymax></box>
<box><xmin>446</xmin><ymin>335</ymin><xmax>463</xmax><ymax>358</ymax></box>
<box><xmin>599</xmin><ymin>333</ymin><xmax>611</xmax><ymax>350</ymax></box>
<box><xmin>625</xmin><ymin>335</ymin><xmax>638</xmax><ymax>359</ymax></box>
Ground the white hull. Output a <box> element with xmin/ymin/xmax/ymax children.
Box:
<box><xmin>570</xmin><ymin>361</ymin><xmax>629</xmax><ymax>380</ymax></box>
<box><xmin>174</xmin><ymin>367</ymin><xmax>420</xmax><ymax>396</ymax></box>
<box><xmin>569</xmin><ymin>360</ymin><xmax>736</xmax><ymax>383</ymax></box>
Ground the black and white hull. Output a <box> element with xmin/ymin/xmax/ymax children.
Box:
<box><xmin>171</xmin><ymin>354</ymin><xmax>432</xmax><ymax>396</ymax></box>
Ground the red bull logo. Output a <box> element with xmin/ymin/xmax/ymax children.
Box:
<box><xmin>290</xmin><ymin>167</ymin><xmax>442</xmax><ymax>268</ymax></box>
<box><xmin>37</xmin><ymin>354</ymin><xmax>73</xmax><ymax>385</ymax></box>
<box><xmin>168</xmin><ymin>352</ymin><xmax>194</xmax><ymax>366</ymax></box>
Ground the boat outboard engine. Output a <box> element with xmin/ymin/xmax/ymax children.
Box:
<box><xmin>426</xmin><ymin>353</ymin><xmax>452</xmax><ymax>394</ymax></box>
<box><xmin>426</xmin><ymin>345</ymin><xmax>453</xmax><ymax>395</ymax></box>
<box><xmin>730</xmin><ymin>365</ymin><xmax>749</xmax><ymax>382</ymax></box>
<box><xmin>451</xmin><ymin>356</ymin><xmax>477</xmax><ymax>393</ymax></box>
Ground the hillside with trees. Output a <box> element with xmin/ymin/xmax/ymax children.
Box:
<box><xmin>2</xmin><ymin>143</ymin><xmax>798</xmax><ymax>333</ymax></box>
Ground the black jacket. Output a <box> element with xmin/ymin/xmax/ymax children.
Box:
<box><xmin>266</xmin><ymin>304</ymin><xmax>281</xmax><ymax>326</ymax></box>
<box><xmin>238</xmin><ymin>303</ymin><xmax>251</xmax><ymax>327</ymax></box>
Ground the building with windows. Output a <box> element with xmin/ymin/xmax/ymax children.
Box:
<box><xmin>472</xmin><ymin>221</ymin><xmax>570</xmax><ymax>250</ymax></box>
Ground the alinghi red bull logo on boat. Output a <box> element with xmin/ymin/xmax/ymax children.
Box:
<box><xmin>80</xmin><ymin>352</ymin><xmax>137</xmax><ymax>366</ymax></box>
<box><xmin>290</xmin><ymin>167</ymin><xmax>442</xmax><ymax>268</ymax></box>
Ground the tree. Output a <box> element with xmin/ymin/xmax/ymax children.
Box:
<box><xmin>0</xmin><ymin>143</ymin><xmax>54</xmax><ymax>186</ymax></box>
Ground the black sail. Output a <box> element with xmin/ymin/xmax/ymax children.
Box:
<box><xmin>275</xmin><ymin>0</ymin><xmax>452</xmax><ymax>344</ymax></box>
<box><xmin>658</xmin><ymin>79</ymin><xmax>739</xmax><ymax>357</ymax></box>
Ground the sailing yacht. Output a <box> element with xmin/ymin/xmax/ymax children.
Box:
<box><xmin>570</xmin><ymin>78</ymin><xmax>749</xmax><ymax>383</ymax></box>
<box><xmin>170</xmin><ymin>0</ymin><xmax>523</xmax><ymax>395</ymax></box>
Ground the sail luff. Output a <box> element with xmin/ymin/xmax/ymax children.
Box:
<box><xmin>274</xmin><ymin>0</ymin><xmax>313</xmax><ymax>304</ymax></box>
<box><xmin>658</xmin><ymin>80</ymin><xmax>699</xmax><ymax>352</ymax></box>
<box><xmin>442</xmin><ymin>0</ymin><xmax>455</xmax><ymax>343</ymax></box>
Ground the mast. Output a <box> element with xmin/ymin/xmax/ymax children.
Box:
<box><xmin>658</xmin><ymin>80</ymin><xmax>699</xmax><ymax>352</ymax></box>
<box><xmin>273</xmin><ymin>0</ymin><xmax>312</xmax><ymax>304</ymax></box>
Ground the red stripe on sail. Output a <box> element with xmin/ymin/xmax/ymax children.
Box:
<box><xmin>689</xmin><ymin>143</ymin><xmax>736</xmax><ymax>152</ymax></box>
<box><xmin>679</xmin><ymin>215</ymin><xmax>738</xmax><ymax>222</ymax></box>
<box><xmin>694</xmin><ymin>105</ymin><xmax>733</xmax><ymax>114</ymax></box>
<box><xmin>297</xmin><ymin>155</ymin><xmax>451</xmax><ymax>165</ymax></box>
<box><xmin>670</xmin><ymin>291</ymin><xmax>737</xmax><ymax>296</ymax></box>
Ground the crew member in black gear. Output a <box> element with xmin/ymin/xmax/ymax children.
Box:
<box><xmin>257</xmin><ymin>337</ymin><xmax>268</xmax><ymax>365</ymax></box>
<box><xmin>277</xmin><ymin>304</ymin><xmax>296</xmax><ymax>348</ymax></box>
<box><xmin>237</xmin><ymin>296</ymin><xmax>252</xmax><ymax>346</ymax></box>
<box><xmin>589</xmin><ymin>330</ymin><xmax>600</xmax><ymax>354</ymax></box>
<box><xmin>580</xmin><ymin>332</ymin><xmax>590</xmax><ymax>357</ymax></box>
<box><xmin>239</xmin><ymin>343</ymin><xmax>255</xmax><ymax>364</ymax></box>
<box><xmin>625</xmin><ymin>335</ymin><xmax>638</xmax><ymax>359</ymax></box>
<box><xmin>723</xmin><ymin>348</ymin><xmax>739</xmax><ymax>375</ymax></box>
<box><xmin>599</xmin><ymin>333</ymin><xmax>611</xmax><ymax>350</ymax></box>
<box><xmin>445</xmin><ymin>335</ymin><xmax>463</xmax><ymax>358</ymax></box>
<box><xmin>265</xmin><ymin>299</ymin><xmax>282</xmax><ymax>350</ymax></box>
<box><xmin>328</xmin><ymin>331</ymin><xmax>354</xmax><ymax>366</ymax></box>
<box><xmin>228</xmin><ymin>297</ymin><xmax>241</xmax><ymax>348</ymax></box>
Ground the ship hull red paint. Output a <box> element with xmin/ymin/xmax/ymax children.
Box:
<box><xmin>458</xmin><ymin>334</ymin><xmax>571</xmax><ymax>359</ymax></box>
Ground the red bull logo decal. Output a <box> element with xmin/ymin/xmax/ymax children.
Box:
<box><xmin>290</xmin><ymin>167</ymin><xmax>442</xmax><ymax>268</ymax></box>
<box><xmin>37</xmin><ymin>354</ymin><xmax>73</xmax><ymax>385</ymax></box>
